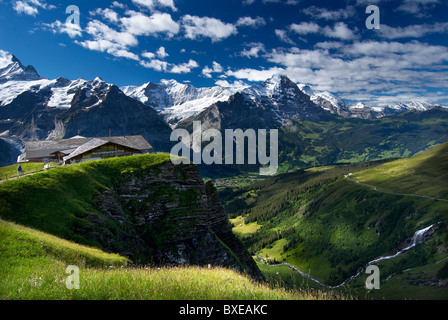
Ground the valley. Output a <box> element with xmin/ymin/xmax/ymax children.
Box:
<box><xmin>219</xmin><ymin>143</ymin><xmax>448</xmax><ymax>299</ymax></box>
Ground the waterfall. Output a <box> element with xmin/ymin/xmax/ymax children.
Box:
<box><xmin>259</xmin><ymin>224</ymin><xmax>436</xmax><ymax>290</ymax></box>
<box><xmin>368</xmin><ymin>224</ymin><xmax>434</xmax><ymax>265</ymax></box>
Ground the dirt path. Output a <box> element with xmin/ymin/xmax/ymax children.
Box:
<box><xmin>344</xmin><ymin>175</ymin><xmax>448</xmax><ymax>202</ymax></box>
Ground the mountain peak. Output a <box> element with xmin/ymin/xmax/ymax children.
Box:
<box><xmin>264</xmin><ymin>74</ymin><xmax>294</xmax><ymax>86</ymax></box>
<box><xmin>0</xmin><ymin>50</ymin><xmax>16</xmax><ymax>69</ymax></box>
<box><xmin>0</xmin><ymin>50</ymin><xmax>41</xmax><ymax>83</ymax></box>
<box><xmin>298</xmin><ymin>84</ymin><xmax>316</xmax><ymax>97</ymax></box>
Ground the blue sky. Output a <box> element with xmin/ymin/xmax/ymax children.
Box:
<box><xmin>1</xmin><ymin>0</ymin><xmax>448</xmax><ymax>106</ymax></box>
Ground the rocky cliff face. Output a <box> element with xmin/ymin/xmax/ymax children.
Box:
<box><xmin>75</xmin><ymin>160</ymin><xmax>262</xmax><ymax>280</ymax></box>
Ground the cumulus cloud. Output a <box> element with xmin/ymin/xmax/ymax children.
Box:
<box><xmin>121</xmin><ymin>11</ymin><xmax>179</xmax><ymax>37</ymax></box>
<box><xmin>140</xmin><ymin>58</ymin><xmax>169</xmax><ymax>71</ymax></box>
<box><xmin>140</xmin><ymin>46</ymin><xmax>198</xmax><ymax>74</ymax></box>
<box><xmin>378</xmin><ymin>22</ymin><xmax>448</xmax><ymax>39</ymax></box>
<box><xmin>202</xmin><ymin>61</ymin><xmax>224</xmax><ymax>78</ymax></box>
<box><xmin>85</xmin><ymin>19</ymin><xmax>138</xmax><ymax>47</ymax></box>
<box><xmin>132</xmin><ymin>0</ymin><xmax>177</xmax><ymax>11</ymax></box>
<box><xmin>13</xmin><ymin>1</ymin><xmax>38</xmax><ymax>15</ymax></box>
<box><xmin>141</xmin><ymin>51</ymin><xmax>156</xmax><ymax>59</ymax></box>
<box><xmin>12</xmin><ymin>0</ymin><xmax>55</xmax><ymax>16</ymax></box>
<box><xmin>289</xmin><ymin>22</ymin><xmax>320</xmax><ymax>35</ymax></box>
<box><xmin>141</xmin><ymin>58</ymin><xmax>199</xmax><ymax>74</ymax></box>
<box><xmin>322</xmin><ymin>22</ymin><xmax>358</xmax><ymax>40</ymax></box>
<box><xmin>225</xmin><ymin>67</ymin><xmax>286</xmax><ymax>82</ymax></box>
<box><xmin>90</xmin><ymin>8</ymin><xmax>120</xmax><ymax>23</ymax></box>
<box><xmin>235</xmin><ymin>16</ymin><xmax>266</xmax><ymax>28</ymax></box>
<box><xmin>287</xmin><ymin>22</ymin><xmax>358</xmax><ymax>42</ymax></box>
<box><xmin>74</xmin><ymin>19</ymin><xmax>139</xmax><ymax>60</ymax></box>
<box><xmin>275</xmin><ymin>29</ymin><xmax>295</xmax><ymax>45</ymax></box>
<box><xmin>240</xmin><ymin>42</ymin><xmax>266</xmax><ymax>58</ymax></box>
<box><xmin>169</xmin><ymin>59</ymin><xmax>199</xmax><ymax>74</ymax></box>
<box><xmin>226</xmin><ymin>40</ymin><xmax>448</xmax><ymax>105</ymax></box>
<box><xmin>303</xmin><ymin>6</ymin><xmax>356</xmax><ymax>21</ymax></box>
<box><xmin>43</xmin><ymin>20</ymin><xmax>82</xmax><ymax>38</ymax></box>
<box><xmin>156</xmin><ymin>46</ymin><xmax>169</xmax><ymax>58</ymax></box>
<box><xmin>397</xmin><ymin>0</ymin><xmax>440</xmax><ymax>17</ymax></box>
<box><xmin>215</xmin><ymin>79</ymin><xmax>248</xmax><ymax>90</ymax></box>
<box><xmin>111</xmin><ymin>1</ymin><xmax>126</xmax><ymax>9</ymax></box>
<box><xmin>181</xmin><ymin>15</ymin><xmax>238</xmax><ymax>42</ymax></box>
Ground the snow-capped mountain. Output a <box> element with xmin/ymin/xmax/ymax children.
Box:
<box><xmin>174</xmin><ymin>74</ymin><xmax>330</xmax><ymax>133</ymax></box>
<box><xmin>121</xmin><ymin>73</ymin><xmax>445</xmax><ymax>126</ymax></box>
<box><xmin>0</xmin><ymin>48</ymin><xmax>446</xmax><ymax>157</ymax></box>
<box><xmin>0</xmin><ymin>49</ymin><xmax>172</xmax><ymax>153</ymax></box>
<box><xmin>297</xmin><ymin>84</ymin><xmax>351</xmax><ymax>117</ymax></box>
<box><xmin>0</xmin><ymin>50</ymin><xmax>113</xmax><ymax>110</ymax></box>
<box><xmin>345</xmin><ymin>100</ymin><xmax>444</xmax><ymax>119</ymax></box>
<box><xmin>122</xmin><ymin>74</ymin><xmax>327</xmax><ymax>128</ymax></box>
<box><xmin>240</xmin><ymin>74</ymin><xmax>325</xmax><ymax>123</ymax></box>
<box><xmin>0</xmin><ymin>50</ymin><xmax>41</xmax><ymax>83</ymax></box>
<box><xmin>121</xmin><ymin>79</ymin><xmax>244</xmax><ymax>126</ymax></box>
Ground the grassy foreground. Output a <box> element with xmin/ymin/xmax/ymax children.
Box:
<box><xmin>0</xmin><ymin>219</ymin><xmax>342</xmax><ymax>300</ymax></box>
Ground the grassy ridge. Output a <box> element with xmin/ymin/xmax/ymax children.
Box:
<box><xmin>0</xmin><ymin>162</ymin><xmax>58</xmax><ymax>180</ymax></box>
<box><xmin>0</xmin><ymin>153</ymin><xmax>172</xmax><ymax>246</ymax></box>
<box><xmin>351</xmin><ymin>143</ymin><xmax>448</xmax><ymax>199</ymax></box>
<box><xmin>0</xmin><ymin>218</ymin><xmax>338</xmax><ymax>300</ymax></box>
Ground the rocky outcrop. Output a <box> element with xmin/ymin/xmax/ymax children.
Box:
<box><xmin>76</xmin><ymin>160</ymin><xmax>262</xmax><ymax>280</ymax></box>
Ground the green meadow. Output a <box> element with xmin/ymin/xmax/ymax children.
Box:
<box><xmin>0</xmin><ymin>219</ymin><xmax>339</xmax><ymax>300</ymax></box>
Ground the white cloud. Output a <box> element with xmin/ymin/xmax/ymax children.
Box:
<box><xmin>141</xmin><ymin>51</ymin><xmax>156</xmax><ymax>59</ymax></box>
<box><xmin>314</xmin><ymin>41</ymin><xmax>345</xmax><ymax>50</ymax></box>
<box><xmin>303</xmin><ymin>6</ymin><xmax>356</xmax><ymax>20</ymax></box>
<box><xmin>169</xmin><ymin>59</ymin><xmax>199</xmax><ymax>74</ymax></box>
<box><xmin>12</xmin><ymin>0</ymin><xmax>55</xmax><ymax>15</ymax></box>
<box><xmin>235</xmin><ymin>16</ymin><xmax>266</xmax><ymax>28</ymax></box>
<box><xmin>132</xmin><ymin>0</ymin><xmax>177</xmax><ymax>11</ymax></box>
<box><xmin>85</xmin><ymin>20</ymin><xmax>138</xmax><ymax>47</ymax></box>
<box><xmin>140</xmin><ymin>53</ymin><xmax>199</xmax><ymax>74</ymax></box>
<box><xmin>397</xmin><ymin>0</ymin><xmax>440</xmax><ymax>17</ymax></box>
<box><xmin>156</xmin><ymin>46</ymin><xmax>169</xmax><ymax>58</ymax></box>
<box><xmin>225</xmin><ymin>67</ymin><xmax>286</xmax><ymax>82</ymax></box>
<box><xmin>289</xmin><ymin>22</ymin><xmax>320</xmax><ymax>35</ymax></box>
<box><xmin>181</xmin><ymin>15</ymin><xmax>237</xmax><ymax>42</ymax></box>
<box><xmin>215</xmin><ymin>79</ymin><xmax>248</xmax><ymax>89</ymax></box>
<box><xmin>90</xmin><ymin>8</ymin><xmax>119</xmax><ymax>23</ymax></box>
<box><xmin>202</xmin><ymin>61</ymin><xmax>224</xmax><ymax>78</ymax></box>
<box><xmin>140</xmin><ymin>58</ymin><xmax>168</xmax><ymax>71</ymax></box>
<box><xmin>74</xmin><ymin>20</ymin><xmax>139</xmax><ymax>61</ymax></box>
<box><xmin>275</xmin><ymin>29</ymin><xmax>295</xmax><ymax>45</ymax></box>
<box><xmin>158</xmin><ymin>0</ymin><xmax>177</xmax><ymax>11</ymax></box>
<box><xmin>285</xmin><ymin>22</ymin><xmax>357</xmax><ymax>42</ymax></box>
<box><xmin>111</xmin><ymin>49</ymin><xmax>140</xmax><ymax>60</ymax></box>
<box><xmin>121</xmin><ymin>11</ymin><xmax>179</xmax><ymax>37</ymax></box>
<box><xmin>322</xmin><ymin>22</ymin><xmax>358</xmax><ymax>40</ymax></box>
<box><xmin>378</xmin><ymin>23</ymin><xmax>448</xmax><ymax>39</ymax></box>
<box><xmin>13</xmin><ymin>1</ymin><xmax>38</xmax><ymax>15</ymax></box>
<box><xmin>77</xmin><ymin>39</ymin><xmax>139</xmax><ymax>61</ymax></box>
<box><xmin>44</xmin><ymin>20</ymin><xmax>82</xmax><ymax>38</ymax></box>
<box><xmin>240</xmin><ymin>42</ymin><xmax>265</xmax><ymax>58</ymax></box>
<box><xmin>111</xmin><ymin>1</ymin><xmax>126</xmax><ymax>9</ymax></box>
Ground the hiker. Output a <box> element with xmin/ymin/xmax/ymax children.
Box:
<box><xmin>17</xmin><ymin>164</ymin><xmax>23</xmax><ymax>177</ymax></box>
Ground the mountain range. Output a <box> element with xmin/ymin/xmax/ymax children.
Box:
<box><xmin>120</xmin><ymin>72</ymin><xmax>445</xmax><ymax>127</ymax></box>
<box><xmin>0</xmin><ymin>49</ymin><xmax>447</xmax><ymax>170</ymax></box>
